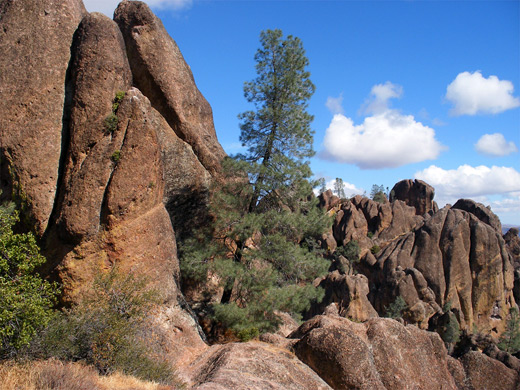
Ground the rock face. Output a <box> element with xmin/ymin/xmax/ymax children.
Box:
<box><xmin>363</xmin><ymin>206</ymin><xmax>516</xmax><ymax>333</ymax></box>
<box><xmin>0</xmin><ymin>0</ymin><xmax>87</xmax><ymax>236</ymax></box>
<box><xmin>390</xmin><ymin>179</ymin><xmax>436</xmax><ymax>216</ymax></box>
<box><xmin>187</xmin><ymin>341</ymin><xmax>333</xmax><ymax>390</ymax></box>
<box><xmin>291</xmin><ymin>315</ymin><xmax>458</xmax><ymax>390</ymax></box>
<box><xmin>113</xmin><ymin>1</ymin><xmax>225</xmax><ymax>178</ymax></box>
<box><xmin>53</xmin><ymin>12</ymin><xmax>132</xmax><ymax>244</ymax></box>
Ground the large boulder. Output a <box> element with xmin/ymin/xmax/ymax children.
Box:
<box><xmin>186</xmin><ymin>341</ymin><xmax>332</xmax><ymax>390</ymax></box>
<box><xmin>453</xmin><ymin>198</ymin><xmax>502</xmax><ymax>233</ymax></box>
<box><xmin>390</xmin><ymin>179</ymin><xmax>436</xmax><ymax>216</ymax></box>
<box><xmin>456</xmin><ymin>351</ymin><xmax>519</xmax><ymax>390</ymax></box>
<box><xmin>291</xmin><ymin>315</ymin><xmax>457</xmax><ymax>390</ymax></box>
<box><xmin>0</xmin><ymin>0</ymin><xmax>87</xmax><ymax>236</ymax></box>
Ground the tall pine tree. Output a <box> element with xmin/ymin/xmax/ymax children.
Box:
<box><xmin>180</xmin><ymin>29</ymin><xmax>330</xmax><ymax>340</ymax></box>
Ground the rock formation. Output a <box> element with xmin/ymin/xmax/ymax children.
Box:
<box><xmin>0</xmin><ymin>0</ymin><xmax>87</xmax><ymax>236</ymax></box>
<box><xmin>1</xmin><ymin>0</ymin><xmax>519</xmax><ymax>388</ymax></box>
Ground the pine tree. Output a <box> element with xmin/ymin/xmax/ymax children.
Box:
<box><xmin>334</xmin><ymin>178</ymin><xmax>346</xmax><ymax>198</ymax></box>
<box><xmin>237</xmin><ymin>29</ymin><xmax>316</xmax><ymax>212</ymax></box>
<box><xmin>179</xmin><ymin>30</ymin><xmax>329</xmax><ymax>340</ymax></box>
<box><xmin>498</xmin><ymin>307</ymin><xmax>520</xmax><ymax>354</ymax></box>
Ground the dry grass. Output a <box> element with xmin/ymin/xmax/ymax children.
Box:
<box><xmin>0</xmin><ymin>359</ymin><xmax>180</xmax><ymax>390</ymax></box>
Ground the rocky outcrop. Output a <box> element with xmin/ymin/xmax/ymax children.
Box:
<box><xmin>308</xmin><ymin>271</ymin><xmax>378</xmax><ymax>321</ymax></box>
<box><xmin>363</xmin><ymin>206</ymin><xmax>516</xmax><ymax>333</ymax></box>
<box><xmin>332</xmin><ymin>195</ymin><xmax>423</xmax><ymax>254</ymax></box>
<box><xmin>453</xmin><ymin>198</ymin><xmax>502</xmax><ymax>233</ymax></box>
<box><xmin>452</xmin><ymin>351</ymin><xmax>519</xmax><ymax>390</ymax></box>
<box><xmin>291</xmin><ymin>315</ymin><xmax>457</xmax><ymax>390</ymax></box>
<box><xmin>390</xmin><ymin>179</ymin><xmax>437</xmax><ymax>216</ymax></box>
<box><xmin>0</xmin><ymin>0</ymin><xmax>87</xmax><ymax>236</ymax></box>
<box><xmin>186</xmin><ymin>341</ymin><xmax>332</xmax><ymax>390</ymax></box>
<box><xmin>113</xmin><ymin>1</ymin><xmax>225</xmax><ymax>178</ymax></box>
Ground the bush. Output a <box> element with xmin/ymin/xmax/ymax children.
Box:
<box><xmin>111</xmin><ymin>150</ymin><xmax>121</xmax><ymax>163</ymax></box>
<box><xmin>370</xmin><ymin>245</ymin><xmax>381</xmax><ymax>254</ymax></box>
<box><xmin>336</xmin><ymin>240</ymin><xmax>360</xmax><ymax>264</ymax></box>
<box><xmin>384</xmin><ymin>296</ymin><xmax>407</xmax><ymax>319</ymax></box>
<box><xmin>30</xmin><ymin>270</ymin><xmax>177</xmax><ymax>384</ymax></box>
<box><xmin>0</xmin><ymin>204</ymin><xmax>59</xmax><ymax>358</ymax></box>
<box><xmin>112</xmin><ymin>91</ymin><xmax>126</xmax><ymax>112</ymax></box>
<box><xmin>104</xmin><ymin>113</ymin><xmax>118</xmax><ymax>133</ymax></box>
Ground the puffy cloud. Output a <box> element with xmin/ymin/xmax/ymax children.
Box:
<box><xmin>445</xmin><ymin>71</ymin><xmax>520</xmax><ymax>116</ymax></box>
<box><xmin>414</xmin><ymin>164</ymin><xmax>520</xmax><ymax>206</ymax></box>
<box><xmin>475</xmin><ymin>133</ymin><xmax>518</xmax><ymax>157</ymax></box>
<box><xmin>361</xmin><ymin>81</ymin><xmax>403</xmax><ymax>115</ymax></box>
<box><xmin>83</xmin><ymin>0</ymin><xmax>192</xmax><ymax>16</ymax></box>
<box><xmin>489</xmin><ymin>193</ymin><xmax>520</xmax><ymax>218</ymax></box>
<box><xmin>321</xmin><ymin>111</ymin><xmax>445</xmax><ymax>169</ymax></box>
<box><xmin>325</xmin><ymin>94</ymin><xmax>344</xmax><ymax>115</ymax></box>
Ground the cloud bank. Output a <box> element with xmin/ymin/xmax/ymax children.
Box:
<box><xmin>83</xmin><ymin>0</ymin><xmax>192</xmax><ymax>16</ymax></box>
<box><xmin>415</xmin><ymin>164</ymin><xmax>520</xmax><ymax>207</ymax></box>
<box><xmin>322</xmin><ymin>82</ymin><xmax>444</xmax><ymax>169</ymax></box>
<box><xmin>475</xmin><ymin>133</ymin><xmax>518</xmax><ymax>157</ymax></box>
<box><xmin>446</xmin><ymin>71</ymin><xmax>520</xmax><ymax>116</ymax></box>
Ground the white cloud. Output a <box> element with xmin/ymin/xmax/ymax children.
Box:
<box><xmin>325</xmin><ymin>93</ymin><xmax>344</xmax><ymax>115</ymax></box>
<box><xmin>414</xmin><ymin>165</ymin><xmax>520</xmax><ymax>207</ymax></box>
<box><xmin>445</xmin><ymin>71</ymin><xmax>520</xmax><ymax>116</ymax></box>
<box><xmin>83</xmin><ymin>0</ymin><xmax>192</xmax><ymax>17</ymax></box>
<box><xmin>489</xmin><ymin>193</ymin><xmax>520</xmax><ymax>216</ymax></box>
<box><xmin>314</xmin><ymin>178</ymin><xmax>363</xmax><ymax>198</ymax></box>
<box><xmin>321</xmin><ymin>110</ymin><xmax>445</xmax><ymax>169</ymax></box>
<box><xmin>475</xmin><ymin>133</ymin><xmax>518</xmax><ymax>157</ymax></box>
<box><xmin>361</xmin><ymin>81</ymin><xmax>403</xmax><ymax>115</ymax></box>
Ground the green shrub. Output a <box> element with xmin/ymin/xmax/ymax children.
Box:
<box><xmin>370</xmin><ymin>245</ymin><xmax>381</xmax><ymax>254</ymax></box>
<box><xmin>30</xmin><ymin>270</ymin><xmax>177</xmax><ymax>384</ymax></box>
<box><xmin>111</xmin><ymin>91</ymin><xmax>126</xmax><ymax>112</ymax></box>
<box><xmin>384</xmin><ymin>295</ymin><xmax>407</xmax><ymax>319</ymax></box>
<box><xmin>367</xmin><ymin>232</ymin><xmax>374</xmax><ymax>239</ymax></box>
<box><xmin>0</xmin><ymin>204</ymin><xmax>59</xmax><ymax>358</ymax></box>
<box><xmin>104</xmin><ymin>113</ymin><xmax>118</xmax><ymax>133</ymax></box>
<box><xmin>111</xmin><ymin>150</ymin><xmax>121</xmax><ymax>163</ymax></box>
<box><xmin>336</xmin><ymin>240</ymin><xmax>360</xmax><ymax>263</ymax></box>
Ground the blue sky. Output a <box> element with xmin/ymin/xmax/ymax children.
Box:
<box><xmin>84</xmin><ymin>0</ymin><xmax>519</xmax><ymax>225</ymax></box>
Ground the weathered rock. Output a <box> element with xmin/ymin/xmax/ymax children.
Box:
<box><xmin>186</xmin><ymin>341</ymin><xmax>332</xmax><ymax>390</ymax></box>
<box><xmin>54</xmin><ymin>12</ymin><xmax>132</xmax><ymax>243</ymax></box>
<box><xmin>390</xmin><ymin>179</ymin><xmax>436</xmax><ymax>216</ymax></box>
<box><xmin>308</xmin><ymin>271</ymin><xmax>378</xmax><ymax>321</ymax></box>
<box><xmin>0</xmin><ymin>0</ymin><xmax>87</xmax><ymax>236</ymax></box>
<box><xmin>113</xmin><ymin>1</ymin><xmax>225</xmax><ymax>179</ymax></box>
<box><xmin>362</xmin><ymin>206</ymin><xmax>516</xmax><ymax>333</ymax></box>
<box><xmin>318</xmin><ymin>189</ymin><xmax>341</xmax><ymax>211</ymax></box>
<box><xmin>458</xmin><ymin>351</ymin><xmax>519</xmax><ymax>390</ymax></box>
<box><xmin>505</xmin><ymin>227</ymin><xmax>520</xmax><ymax>267</ymax></box>
<box><xmin>291</xmin><ymin>315</ymin><xmax>457</xmax><ymax>390</ymax></box>
<box><xmin>453</xmin><ymin>198</ymin><xmax>502</xmax><ymax>233</ymax></box>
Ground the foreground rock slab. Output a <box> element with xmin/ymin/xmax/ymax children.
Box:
<box><xmin>186</xmin><ymin>341</ymin><xmax>332</xmax><ymax>390</ymax></box>
<box><xmin>291</xmin><ymin>315</ymin><xmax>457</xmax><ymax>390</ymax></box>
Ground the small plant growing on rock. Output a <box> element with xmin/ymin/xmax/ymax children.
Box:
<box><xmin>112</xmin><ymin>91</ymin><xmax>126</xmax><ymax>112</ymax></box>
<box><xmin>370</xmin><ymin>244</ymin><xmax>380</xmax><ymax>254</ymax></box>
<box><xmin>111</xmin><ymin>150</ymin><xmax>121</xmax><ymax>163</ymax></box>
<box><xmin>384</xmin><ymin>295</ymin><xmax>407</xmax><ymax>319</ymax></box>
<box><xmin>104</xmin><ymin>113</ymin><xmax>118</xmax><ymax>133</ymax></box>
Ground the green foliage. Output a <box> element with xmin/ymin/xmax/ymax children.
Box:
<box><xmin>336</xmin><ymin>240</ymin><xmax>360</xmax><ymax>263</ymax></box>
<box><xmin>237</xmin><ymin>29</ymin><xmax>316</xmax><ymax>212</ymax></box>
<box><xmin>367</xmin><ymin>232</ymin><xmax>374</xmax><ymax>239</ymax></box>
<box><xmin>112</xmin><ymin>91</ymin><xmax>126</xmax><ymax>112</ymax></box>
<box><xmin>104</xmin><ymin>113</ymin><xmax>118</xmax><ymax>133</ymax></box>
<box><xmin>111</xmin><ymin>150</ymin><xmax>121</xmax><ymax>163</ymax></box>
<box><xmin>334</xmin><ymin>178</ymin><xmax>346</xmax><ymax>198</ymax></box>
<box><xmin>385</xmin><ymin>295</ymin><xmax>407</xmax><ymax>319</ymax></box>
<box><xmin>498</xmin><ymin>307</ymin><xmax>520</xmax><ymax>354</ymax></box>
<box><xmin>370</xmin><ymin>244</ymin><xmax>381</xmax><ymax>254</ymax></box>
<box><xmin>0</xmin><ymin>204</ymin><xmax>59</xmax><ymax>358</ymax></box>
<box><xmin>317</xmin><ymin>178</ymin><xmax>326</xmax><ymax>195</ymax></box>
<box><xmin>30</xmin><ymin>270</ymin><xmax>177</xmax><ymax>384</ymax></box>
<box><xmin>439</xmin><ymin>310</ymin><xmax>461</xmax><ymax>345</ymax></box>
<box><xmin>370</xmin><ymin>184</ymin><xmax>387</xmax><ymax>203</ymax></box>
